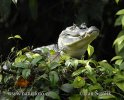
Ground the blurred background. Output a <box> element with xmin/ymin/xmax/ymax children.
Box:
<box><xmin>0</xmin><ymin>0</ymin><xmax>123</xmax><ymax>60</ymax></box>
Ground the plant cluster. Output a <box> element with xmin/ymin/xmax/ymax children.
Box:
<box><xmin>0</xmin><ymin>42</ymin><xmax>124</xmax><ymax>100</ymax></box>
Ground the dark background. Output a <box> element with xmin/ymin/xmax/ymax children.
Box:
<box><xmin>0</xmin><ymin>0</ymin><xmax>123</xmax><ymax>60</ymax></box>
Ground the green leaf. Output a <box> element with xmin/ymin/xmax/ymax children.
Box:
<box><xmin>119</xmin><ymin>62</ymin><xmax>124</xmax><ymax>70</ymax></box>
<box><xmin>113</xmin><ymin>74</ymin><xmax>124</xmax><ymax>91</ymax></box>
<box><xmin>73</xmin><ymin>76</ymin><xmax>85</xmax><ymax>88</ymax></box>
<box><xmin>88</xmin><ymin>83</ymin><xmax>103</xmax><ymax>91</ymax></box>
<box><xmin>15</xmin><ymin>55</ymin><xmax>27</xmax><ymax>63</ymax></box>
<box><xmin>115</xmin><ymin>82</ymin><xmax>124</xmax><ymax>91</ymax></box>
<box><xmin>49</xmin><ymin>71</ymin><xmax>59</xmax><ymax>86</ymax></box>
<box><xmin>115</xmin><ymin>0</ymin><xmax>119</xmax><ymax>4</ymax></box>
<box><xmin>111</xmin><ymin>56</ymin><xmax>122</xmax><ymax>62</ymax></box>
<box><xmin>87</xmin><ymin>44</ymin><xmax>94</xmax><ymax>57</ymax></box>
<box><xmin>46</xmin><ymin>91</ymin><xmax>60</xmax><ymax>100</ymax></box>
<box><xmin>114</xmin><ymin>15</ymin><xmax>123</xmax><ymax>26</ymax></box>
<box><xmin>11</xmin><ymin>47</ymin><xmax>15</xmax><ymax>52</ymax></box>
<box><xmin>122</xmin><ymin>16</ymin><xmax>124</xmax><ymax>27</ymax></box>
<box><xmin>13</xmin><ymin>62</ymin><xmax>29</xmax><ymax>68</ymax></box>
<box><xmin>8</xmin><ymin>36</ymin><xmax>13</xmax><ymax>39</ymax></box>
<box><xmin>87</xmin><ymin>74</ymin><xmax>97</xmax><ymax>83</ymax></box>
<box><xmin>99</xmin><ymin>61</ymin><xmax>114</xmax><ymax>72</ymax></box>
<box><xmin>35</xmin><ymin>96</ymin><xmax>44</xmax><ymax>100</ymax></box>
<box><xmin>113</xmin><ymin>35</ymin><xmax>124</xmax><ymax>46</ymax></box>
<box><xmin>69</xmin><ymin>94</ymin><xmax>81</xmax><ymax>100</ymax></box>
<box><xmin>12</xmin><ymin>0</ymin><xmax>18</xmax><ymax>4</ymax></box>
<box><xmin>98</xmin><ymin>94</ymin><xmax>116</xmax><ymax>99</ymax></box>
<box><xmin>72</xmin><ymin>67</ymin><xmax>86</xmax><ymax>77</ymax></box>
<box><xmin>116</xmin><ymin>9</ymin><xmax>124</xmax><ymax>15</ymax></box>
<box><xmin>115</xmin><ymin>59</ymin><xmax>123</xmax><ymax>65</ymax></box>
<box><xmin>42</xmin><ymin>48</ymin><xmax>49</xmax><ymax>54</ymax></box>
<box><xmin>49</xmin><ymin>62</ymin><xmax>60</xmax><ymax>70</ymax></box>
<box><xmin>31</xmin><ymin>56</ymin><xmax>42</xmax><ymax>65</ymax></box>
<box><xmin>14</xmin><ymin>35</ymin><xmax>22</xmax><ymax>39</ymax></box>
<box><xmin>85</xmin><ymin>65</ymin><xmax>93</xmax><ymax>74</ymax></box>
<box><xmin>0</xmin><ymin>74</ymin><xmax>3</xmax><ymax>82</ymax></box>
<box><xmin>22</xmin><ymin>69</ymin><xmax>31</xmax><ymax>79</ymax></box>
<box><xmin>61</xmin><ymin>83</ymin><xmax>73</xmax><ymax>93</ymax></box>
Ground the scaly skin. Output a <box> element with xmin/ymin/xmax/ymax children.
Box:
<box><xmin>33</xmin><ymin>23</ymin><xmax>99</xmax><ymax>58</ymax></box>
<box><xmin>58</xmin><ymin>24</ymin><xmax>99</xmax><ymax>58</ymax></box>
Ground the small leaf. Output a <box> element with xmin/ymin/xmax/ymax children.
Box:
<box><xmin>116</xmin><ymin>9</ymin><xmax>124</xmax><ymax>15</ymax></box>
<box><xmin>13</xmin><ymin>62</ymin><xmax>29</xmax><ymax>68</ymax></box>
<box><xmin>113</xmin><ymin>35</ymin><xmax>124</xmax><ymax>46</ymax></box>
<box><xmin>8</xmin><ymin>36</ymin><xmax>14</xmax><ymax>39</ymax></box>
<box><xmin>61</xmin><ymin>83</ymin><xmax>73</xmax><ymax>93</ymax></box>
<box><xmin>49</xmin><ymin>71</ymin><xmax>59</xmax><ymax>86</ymax></box>
<box><xmin>0</xmin><ymin>74</ymin><xmax>3</xmax><ymax>82</ymax></box>
<box><xmin>22</xmin><ymin>69</ymin><xmax>31</xmax><ymax>79</ymax></box>
<box><xmin>99</xmin><ymin>61</ymin><xmax>114</xmax><ymax>72</ymax></box>
<box><xmin>88</xmin><ymin>83</ymin><xmax>103</xmax><ymax>91</ymax></box>
<box><xmin>69</xmin><ymin>94</ymin><xmax>81</xmax><ymax>100</ymax></box>
<box><xmin>12</xmin><ymin>0</ymin><xmax>18</xmax><ymax>4</ymax></box>
<box><xmin>31</xmin><ymin>56</ymin><xmax>42</xmax><ymax>65</ymax></box>
<box><xmin>115</xmin><ymin>0</ymin><xmax>119</xmax><ymax>4</ymax></box>
<box><xmin>35</xmin><ymin>96</ymin><xmax>44</xmax><ymax>100</ymax></box>
<box><xmin>73</xmin><ymin>76</ymin><xmax>85</xmax><ymax>88</ymax></box>
<box><xmin>111</xmin><ymin>56</ymin><xmax>122</xmax><ymax>62</ymax></box>
<box><xmin>49</xmin><ymin>62</ymin><xmax>60</xmax><ymax>70</ymax></box>
<box><xmin>14</xmin><ymin>35</ymin><xmax>22</xmax><ymax>39</ymax></box>
<box><xmin>46</xmin><ymin>91</ymin><xmax>60</xmax><ymax>100</ymax></box>
<box><xmin>98</xmin><ymin>94</ymin><xmax>116</xmax><ymax>99</ymax></box>
<box><xmin>42</xmin><ymin>48</ymin><xmax>49</xmax><ymax>54</ymax></box>
<box><xmin>115</xmin><ymin>59</ymin><xmax>123</xmax><ymax>65</ymax></box>
<box><xmin>115</xmin><ymin>82</ymin><xmax>124</xmax><ymax>91</ymax></box>
<box><xmin>15</xmin><ymin>55</ymin><xmax>27</xmax><ymax>63</ymax></box>
<box><xmin>113</xmin><ymin>74</ymin><xmax>124</xmax><ymax>91</ymax></box>
<box><xmin>11</xmin><ymin>47</ymin><xmax>15</xmax><ymax>52</ymax></box>
<box><xmin>119</xmin><ymin>62</ymin><xmax>124</xmax><ymax>70</ymax></box>
<box><xmin>85</xmin><ymin>65</ymin><xmax>93</xmax><ymax>74</ymax></box>
<box><xmin>87</xmin><ymin>44</ymin><xmax>94</xmax><ymax>57</ymax></box>
<box><xmin>87</xmin><ymin>74</ymin><xmax>97</xmax><ymax>83</ymax></box>
<box><xmin>114</xmin><ymin>15</ymin><xmax>123</xmax><ymax>26</ymax></box>
<box><xmin>72</xmin><ymin>67</ymin><xmax>86</xmax><ymax>77</ymax></box>
<box><xmin>122</xmin><ymin>16</ymin><xmax>124</xmax><ymax>27</ymax></box>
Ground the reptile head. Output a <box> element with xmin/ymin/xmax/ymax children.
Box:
<box><xmin>58</xmin><ymin>23</ymin><xmax>99</xmax><ymax>58</ymax></box>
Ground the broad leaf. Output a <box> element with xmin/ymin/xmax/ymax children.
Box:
<box><xmin>49</xmin><ymin>71</ymin><xmax>59</xmax><ymax>86</ymax></box>
<box><xmin>46</xmin><ymin>91</ymin><xmax>60</xmax><ymax>100</ymax></box>
<box><xmin>61</xmin><ymin>83</ymin><xmax>73</xmax><ymax>93</ymax></box>
<box><xmin>35</xmin><ymin>96</ymin><xmax>44</xmax><ymax>100</ymax></box>
<box><xmin>87</xmin><ymin>44</ymin><xmax>94</xmax><ymax>57</ymax></box>
<box><xmin>114</xmin><ymin>15</ymin><xmax>123</xmax><ymax>26</ymax></box>
<box><xmin>22</xmin><ymin>69</ymin><xmax>31</xmax><ymax>79</ymax></box>
<box><xmin>98</xmin><ymin>94</ymin><xmax>116</xmax><ymax>99</ymax></box>
<box><xmin>14</xmin><ymin>35</ymin><xmax>22</xmax><ymax>39</ymax></box>
<box><xmin>116</xmin><ymin>9</ymin><xmax>124</xmax><ymax>15</ymax></box>
<box><xmin>49</xmin><ymin>62</ymin><xmax>60</xmax><ymax>70</ymax></box>
<box><xmin>111</xmin><ymin>56</ymin><xmax>122</xmax><ymax>62</ymax></box>
<box><xmin>31</xmin><ymin>56</ymin><xmax>42</xmax><ymax>65</ymax></box>
<box><xmin>115</xmin><ymin>0</ymin><xmax>119</xmax><ymax>4</ymax></box>
<box><xmin>73</xmin><ymin>76</ymin><xmax>85</xmax><ymax>88</ymax></box>
<box><xmin>69</xmin><ymin>94</ymin><xmax>81</xmax><ymax>100</ymax></box>
<box><xmin>115</xmin><ymin>82</ymin><xmax>124</xmax><ymax>91</ymax></box>
<box><xmin>0</xmin><ymin>74</ymin><xmax>2</xmax><ymax>82</ymax></box>
<box><xmin>122</xmin><ymin>16</ymin><xmax>124</xmax><ymax>27</ymax></box>
<box><xmin>72</xmin><ymin>67</ymin><xmax>86</xmax><ymax>77</ymax></box>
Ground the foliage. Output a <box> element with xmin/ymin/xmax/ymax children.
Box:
<box><xmin>0</xmin><ymin>43</ymin><xmax>124</xmax><ymax>100</ymax></box>
<box><xmin>113</xmin><ymin>0</ymin><xmax>124</xmax><ymax>57</ymax></box>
